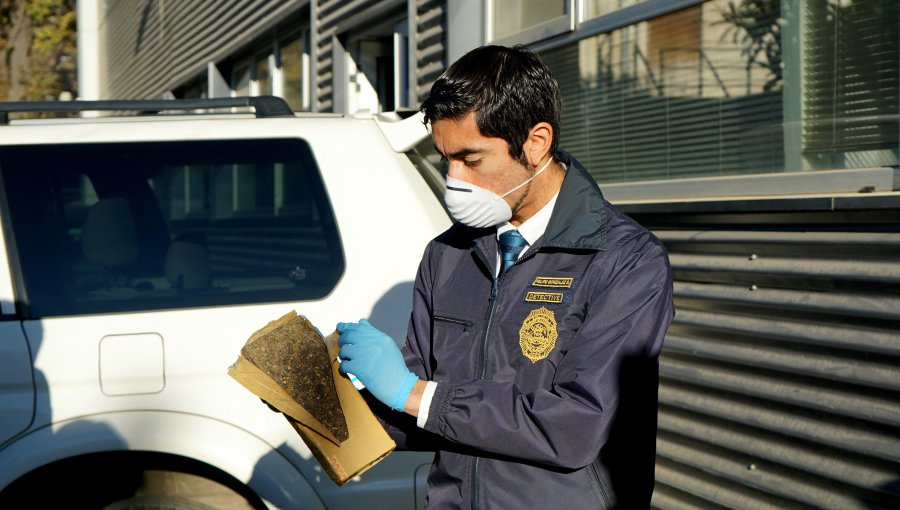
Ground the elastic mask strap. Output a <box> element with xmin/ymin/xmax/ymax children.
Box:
<box><xmin>499</xmin><ymin>157</ymin><xmax>554</xmax><ymax>199</ymax></box>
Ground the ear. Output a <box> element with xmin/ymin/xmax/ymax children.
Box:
<box><xmin>523</xmin><ymin>122</ymin><xmax>554</xmax><ymax>168</ymax></box>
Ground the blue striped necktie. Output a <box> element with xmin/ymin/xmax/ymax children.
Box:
<box><xmin>499</xmin><ymin>230</ymin><xmax>528</xmax><ymax>275</ymax></box>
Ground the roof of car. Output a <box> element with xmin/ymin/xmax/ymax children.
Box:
<box><xmin>0</xmin><ymin>96</ymin><xmax>297</xmax><ymax>125</ymax></box>
<box><xmin>0</xmin><ymin>96</ymin><xmax>431</xmax><ymax>154</ymax></box>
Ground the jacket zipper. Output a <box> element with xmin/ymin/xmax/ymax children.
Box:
<box><xmin>471</xmin><ymin>249</ymin><xmax>538</xmax><ymax>509</ymax></box>
<box><xmin>471</xmin><ymin>266</ymin><xmax>506</xmax><ymax>509</ymax></box>
<box><xmin>588</xmin><ymin>463</ymin><xmax>612</xmax><ymax>509</ymax></box>
<box><xmin>433</xmin><ymin>315</ymin><xmax>473</xmax><ymax>331</ymax></box>
<box><xmin>471</xmin><ymin>273</ymin><xmax>501</xmax><ymax>510</ymax></box>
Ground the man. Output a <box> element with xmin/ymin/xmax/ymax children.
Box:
<box><xmin>337</xmin><ymin>45</ymin><xmax>674</xmax><ymax>509</ymax></box>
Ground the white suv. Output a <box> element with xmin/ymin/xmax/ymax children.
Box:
<box><xmin>0</xmin><ymin>97</ymin><xmax>449</xmax><ymax>509</ymax></box>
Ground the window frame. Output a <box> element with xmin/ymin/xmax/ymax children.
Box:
<box><xmin>0</xmin><ymin>138</ymin><xmax>346</xmax><ymax>319</ymax></box>
<box><xmin>229</xmin><ymin>31</ymin><xmax>311</xmax><ymax>111</ymax></box>
<box><xmin>487</xmin><ymin>0</ymin><xmax>576</xmax><ymax>46</ymax></box>
<box><xmin>528</xmin><ymin>0</ymin><xmax>704</xmax><ymax>52</ymax></box>
<box><xmin>525</xmin><ymin>0</ymin><xmax>899</xmax><ymax>201</ymax></box>
<box><xmin>277</xmin><ymin>31</ymin><xmax>311</xmax><ymax>111</ymax></box>
<box><xmin>230</xmin><ymin>59</ymin><xmax>253</xmax><ymax>98</ymax></box>
<box><xmin>252</xmin><ymin>50</ymin><xmax>274</xmax><ymax>97</ymax></box>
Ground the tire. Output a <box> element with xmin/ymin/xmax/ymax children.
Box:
<box><xmin>102</xmin><ymin>495</ymin><xmax>219</xmax><ymax>510</ymax></box>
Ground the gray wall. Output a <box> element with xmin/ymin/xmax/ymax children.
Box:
<box><xmin>624</xmin><ymin>198</ymin><xmax>900</xmax><ymax>510</ymax></box>
<box><xmin>103</xmin><ymin>0</ymin><xmax>308</xmax><ymax>99</ymax></box>
<box><xmin>101</xmin><ymin>0</ymin><xmax>448</xmax><ymax>111</ymax></box>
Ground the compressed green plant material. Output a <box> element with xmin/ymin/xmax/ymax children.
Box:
<box><xmin>241</xmin><ymin>312</ymin><xmax>349</xmax><ymax>442</ymax></box>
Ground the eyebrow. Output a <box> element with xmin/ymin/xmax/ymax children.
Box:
<box><xmin>433</xmin><ymin>145</ymin><xmax>486</xmax><ymax>159</ymax></box>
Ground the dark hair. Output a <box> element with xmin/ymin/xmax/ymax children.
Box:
<box><xmin>421</xmin><ymin>45</ymin><xmax>562</xmax><ymax>166</ymax></box>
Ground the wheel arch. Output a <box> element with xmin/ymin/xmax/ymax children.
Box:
<box><xmin>0</xmin><ymin>410</ymin><xmax>325</xmax><ymax>509</ymax></box>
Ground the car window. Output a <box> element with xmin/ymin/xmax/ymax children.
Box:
<box><xmin>0</xmin><ymin>138</ymin><xmax>344</xmax><ymax>318</ymax></box>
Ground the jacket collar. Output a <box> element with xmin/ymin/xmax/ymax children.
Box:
<box><xmin>541</xmin><ymin>150</ymin><xmax>608</xmax><ymax>251</ymax></box>
<box><xmin>465</xmin><ymin>151</ymin><xmax>608</xmax><ymax>270</ymax></box>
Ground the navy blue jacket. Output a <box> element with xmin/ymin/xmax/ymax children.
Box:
<box><xmin>380</xmin><ymin>152</ymin><xmax>674</xmax><ymax>509</ymax></box>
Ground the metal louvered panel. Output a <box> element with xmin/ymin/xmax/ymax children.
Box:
<box><xmin>101</xmin><ymin>0</ymin><xmax>444</xmax><ymax>109</ymax></box>
<box><xmin>415</xmin><ymin>0</ymin><xmax>446</xmax><ymax>103</ymax></box>
<box><xmin>103</xmin><ymin>0</ymin><xmax>308</xmax><ymax>99</ymax></box>
<box><xmin>314</xmin><ymin>22</ymin><xmax>336</xmax><ymax>112</ymax></box>
<box><xmin>311</xmin><ymin>0</ymin><xmax>362</xmax><ymax>112</ymax></box>
<box><xmin>624</xmin><ymin>204</ymin><xmax>900</xmax><ymax>509</ymax></box>
<box><xmin>313</xmin><ymin>0</ymin><xmax>411</xmax><ymax>112</ymax></box>
<box><xmin>311</xmin><ymin>0</ymin><xmax>444</xmax><ymax>111</ymax></box>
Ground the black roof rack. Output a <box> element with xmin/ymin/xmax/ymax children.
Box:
<box><xmin>0</xmin><ymin>95</ymin><xmax>294</xmax><ymax>124</ymax></box>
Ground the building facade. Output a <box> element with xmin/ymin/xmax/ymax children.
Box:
<box><xmin>78</xmin><ymin>1</ymin><xmax>900</xmax><ymax>508</ymax></box>
<box><xmin>79</xmin><ymin>0</ymin><xmax>451</xmax><ymax>114</ymax></box>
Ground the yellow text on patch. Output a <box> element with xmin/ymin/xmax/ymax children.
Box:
<box><xmin>531</xmin><ymin>276</ymin><xmax>573</xmax><ymax>288</ymax></box>
<box><xmin>525</xmin><ymin>291</ymin><xmax>563</xmax><ymax>304</ymax></box>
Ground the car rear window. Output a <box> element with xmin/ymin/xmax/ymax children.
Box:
<box><xmin>0</xmin><ymin>139</ymin><xmax>344</xmax><ymax>317</ymax></box>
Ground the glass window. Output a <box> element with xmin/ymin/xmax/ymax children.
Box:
<box><xmin>255</xmin><ymin>54</ymin><xmax>272</xmax><ymax>96</ymax></box>
<box><xmin>493</xmin><ymin>0</ymin><xmax>567</xmax><ymax>40</ymax></box>
<box><xmin>802</xmin><ymin>0</ymin><xmax>898</xmax><ymax>168</ymax></box>
<box><xmin>0</xmin><ymin>139</ymin><xmax>344</xmax><ymax>317</ymax></box>
<box><xmin>541</xmin><ymin>0</ymin><xmax>898</xmax><ymax>183</ymax></box>
<box><xmin>584</xmin><ymin>0</ymin><xmax>645</xmax><ymax>19</ymax></box>
<box><xmin>280</xmin><ymin>36</ymin><xmax>305</xmax><ymax>111</ymax></box>
<box><xmin>177</xmin><ymin>75</ymin><xmax>206</xmax><ymax>99</ymax></box>
<box><xmin>232</xmin><ymin>63</ymin><xmax>251</xmax><ymax>96</ymax></box>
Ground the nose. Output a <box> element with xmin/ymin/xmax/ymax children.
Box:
<box><xmin>445</xmin><ymin>160</ymin><xmax>465</xmax><ymax>180</ymax></box>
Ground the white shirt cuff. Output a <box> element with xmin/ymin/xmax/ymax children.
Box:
<box><xmin>416</xmin><ymin>381</ymin><xmax>438</xmax><ymax>428</ymax></box>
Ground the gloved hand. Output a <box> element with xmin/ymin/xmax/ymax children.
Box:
<box><xmin>337</xmin><ymin>319</ymin><xmax>418</xmax><ymax>412</ymax></box>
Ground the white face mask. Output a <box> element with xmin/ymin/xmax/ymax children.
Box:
<box><xmin>444</xmin><ymin>157</ymin><xmax>553</xmax><ymax>228</ymax></box>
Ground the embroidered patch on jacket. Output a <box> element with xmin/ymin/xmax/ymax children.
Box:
<box><xmin>519</xmin><ymin>307</ymin><xmax>558</xmax><ymax>363</ymax></box>
<box><xmin>524</xmin><ymin>291</ymin><xmax>563</xmax><ymax>304</ymax></box>
<box><xmin>531</xmin><ymin>276</ymin><xmax>574</xmax><ymax>288</ymax></box>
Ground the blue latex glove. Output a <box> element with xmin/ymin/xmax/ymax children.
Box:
<box><xmin>337</xmin><ymin>319</ymin><xmax>418</xmax><ymax>412</ymax></box>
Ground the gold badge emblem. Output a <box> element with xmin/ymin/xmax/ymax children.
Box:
<box><xmin>519</xmin><ymin>307</ymin><xmax>558</xmax><ymax>363</ymax></box>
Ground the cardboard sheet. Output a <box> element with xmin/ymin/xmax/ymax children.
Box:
<box><xmin>228</xmin><ymin>312</ymin><xmax>395</xmax><ymax>485</ymax></box>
